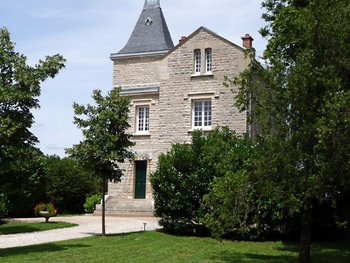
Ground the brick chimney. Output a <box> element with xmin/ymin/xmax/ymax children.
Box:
<box><xmin>179</xmin><ymin>36</ymin><xmax>187</xmax><ymax>44</ymax></box>
<box><xmin>241</xmin><ymin>34</ymin><xmax>254</xmax><ymax>49</ymax></box>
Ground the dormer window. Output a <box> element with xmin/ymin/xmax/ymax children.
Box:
<box><xmin>205</xmin><ymin>48</ymin><xmax>212</xmax><ymax>73</ymax></box>
<box><xmin>194</xmin><ymin>49</ymin><xmax>201</xmax><ymax>74</ymax></box>
<box><xmin>145</xmin><ymin>17</ymin><xmax>153</xmax><ymax>26</ymax></box>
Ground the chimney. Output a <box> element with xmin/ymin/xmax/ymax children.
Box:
<box><xmin>241</xmin><ymin>33</ymin><xmax>254</xmax><ymax>49</ymax></box>
<box><xmin>179</xmin><ymin>36</ymin><xmax>187</xmax><ymax>44</ymax></box>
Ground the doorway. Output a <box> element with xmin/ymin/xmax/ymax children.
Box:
<box><xmin>135</xmin><ymin>160</ymin><xmax>147</xmax><ymax>199</ymax></box>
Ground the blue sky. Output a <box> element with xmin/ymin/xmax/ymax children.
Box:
<box><xmin>1</xmin><ymin>0</ymin><xmax>267</xmax><ymax>157</ymax></box>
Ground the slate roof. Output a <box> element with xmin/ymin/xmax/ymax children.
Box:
<box><xmin>116</xmin><ymin>0</ymin><xmax>174</xmax><ymax>56</ymax></box>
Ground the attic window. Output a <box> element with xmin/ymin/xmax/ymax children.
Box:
<box><xmin>145</xmin><ymin>17</ymin><xmax>153</xmax><ymax>26</ymax></box>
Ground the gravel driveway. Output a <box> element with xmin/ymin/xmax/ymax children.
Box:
<box><xmin>0</xmin><ymin>215</ymin><xmax>160</xmax><ymax>249</ymax></box>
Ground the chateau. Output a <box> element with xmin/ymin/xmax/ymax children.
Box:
<box><xmin>96</xmin><ymin>0</ymin><xmax>254</xmax><ymax>216</ymax></box>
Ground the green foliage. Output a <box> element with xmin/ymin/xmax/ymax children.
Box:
<box><xmin>66</xmin><ymin>88</ymin><xmax>134</xmax><ymax>183</ymax></box>
<box><xmin>228</xmin><ymin>0</ymin><xmax>350</xmax><ymax>261</ymax></box>
<box><xmin>66</xmin><ymin>88</ymin><xmax>134</xmax><ymax>234</ymax></box>
<box><xmin>0</xmin><ymin>27</ymin><xmax>65</xmax><ymax>217</ymax></box>
<box><xmin>42</xmin><ymin>155</ymin><xmax>99</xmax><ymax>214</ymax></box>
<box><xmin>150</xmin><ymin>130</ymin><xmax>207</xmax><ymax>234</ymax></box>
<box><xmin>151</xmin><ymin>128</ymin><xmax>251</xmax><ymax>235</ymax></box>
<box><xmin>84</xmin><ymin>194</ymin><xmax>102</xmax><ymax>213</ymax></box>
<box><xmin>0</xmin><ymin>194</ymin><xmax>9</xmax><ymax>220</ymax></box>
<box><xmin>202</xmin><ymin>137</ymin><xmax>301</xmax><ymax>240</ymax></box>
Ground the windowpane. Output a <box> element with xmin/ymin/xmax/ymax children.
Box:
<box><xmin>193</xmin><ymin>100</ymin><xmax>212</xmax><ymax>128</ymax></box>
<box><xmin>194</xmin><ymin>49</ymin><xmax>201</xmax><ymax>73</ymax></box>
<box><xmin>205</xmin><ymin>48</ymin><xmax>212</xmax><ymax>72</ymax></box>
<box><xmin>204</xmin><ymin>100</ymin><xmax>212</xmax><ymax>126</ymax></box>
<box><xmin>194</xmin><ymin>101</ymin><xmax>203</xmax><ymax>127</ymax></box>
<box><xmin>137</xmin><ymin>106</ymin><xmax>150</xmax><ymax>132</ymax></box>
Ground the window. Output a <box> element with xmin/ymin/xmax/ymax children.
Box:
<box><xmin>205</xmin><ymin>48</ymin><xmax>212</xmax><ymax>73</ymax></box>
<box><xmin>192</xmin><ymin>100</ymin><xmax>212</xmax><ymax>128</ymax></box>
<box><xmin>193</xmin><ymin>48</ymin><xmax>213</xmax><ymax>76</ymax></box>
<box><xmin>194</xmin><ymin>49</ymin><xmax>201</xmax><ymax>73</ymax></box>
<box><xmin>136</xmin><ymin>106</ymin><xmax>149</xmax><ymax>133</ymax></box>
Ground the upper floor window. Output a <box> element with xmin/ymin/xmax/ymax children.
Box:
<box><xmin>194</xmin><ymin>49</ymin><xmax>201</xmax><ymax>74</ymax></box>
<box><xmin>136</xmin><ymin>106</ymin><xmax>149</xmax><ymax>133</ymax></box>
<box><xmin>205</xmin><ymin>48</ymin><xmax>212</xmax><ymax>73</ymax></box>
<box><xmin>192</xmin><ymin>99</ymin><xmax>212</xmax><ymax>128</ymax></box>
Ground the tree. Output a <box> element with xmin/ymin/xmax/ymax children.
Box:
<box><xmin>42</xmin><ymin>155</ymin><xmax>99</xmax><ymax>214</ymax></box>
<box><xmin>230</xmin><ymin>1</ymin><xmax>350</xmax><ymax>262</ymax></box>
<box><xmin>0</xmin><ymin>27</ymin><xmax>65</xmax><ymax>215</ymax></box>
<box><xmin>66</xmin><ymin>88</ymin><xmax>134</xmax><ymax>235</ymax></box>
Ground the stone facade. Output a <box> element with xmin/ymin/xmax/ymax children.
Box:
<box><xmin>94</xmin><ymin>25</ymin><xmax>253</xmax><ymax>216</ymax></box>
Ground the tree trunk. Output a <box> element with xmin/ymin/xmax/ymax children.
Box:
<box><xmin>299</xmin><ymin>206</ymin><xmax>312</xmax><ymax>263</ymax></box>
<box><xmin>101</xmin><ymin>175</ymin><xmax>106</xmax><ymax>236</ymax></box>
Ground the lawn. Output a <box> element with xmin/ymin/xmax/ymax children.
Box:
<box><xmin>0</xmin><ymin>221</ymin><xmax>78</xmax><ymax>235</ymax></box>
<box><xmin>0</xmin><ymin>231</ymin><xmax>349</xmax><ymax>262</ymax></box>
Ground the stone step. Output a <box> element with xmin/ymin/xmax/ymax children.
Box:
<box><xmin>95</xmin><ymin>211</ymin><xmax>154</xmax><ymax>217</ymax></box>
<box><xmin>94</xmin><ymin>196</ymin><xmax>154</xmax><ymax>217</ymax></box>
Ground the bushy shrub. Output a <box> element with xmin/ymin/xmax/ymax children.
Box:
<box><xmin>150</xmin><ymin>130</ymin><xmax>209</xmax><ymax>235</ymax></box>
<box><xmin>84</xmin><ymin>194</ymin><xmax>102</xmax><ymax>213</ymax></box>
<box><xmin>34</xmin><ymin>202</ymin><xmax>56</xmax><ymax>216</ymax></box>
<box><xmin>151</xmin><ymin>128</ymin><xmax>245</xmax><ymax>235</ymax></box>
<box><xmin>43</xmin><ymin>156</ymin><xmax>99</xmax><ymax>214</ymax></box>
<box><xmin>0</xmin><ymin>194</ymin><xmax>9</xmax><ymax>220</ymax></box>
<box><xmin>1</xmin><ymin>149</ymin><xmax>46</xmax><ymax>217</ymax></box>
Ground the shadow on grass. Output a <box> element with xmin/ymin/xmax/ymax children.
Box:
<box><xmin>210</xmin><ymin>250</ymin><xmax>296</xmax><ymax>263</ymax></box>
<box><xmin>210</xmin><ymin>241</ymin><xmax>350</xmax><ymax>262</ymax></box>
<box><xmin>0</xmin><ymin>243</ymin><xmax>91</xmax><ymax>258</ymax></box>
<box><xmin>311</xmin><ymin>241</ymin><xmax>350</xmax><ymax>263</ymax></box>
<box><xmin>276</xmin><ymin>241</ymin><xmax>350</xmax><ymax>263</ymax></box>
<box><xmin>0</xmin><ymin>225</ymin><xmax>42</xmax><ymax>235</ymax></box>
<box><xmin>0</xmin><ymin>222</ymin><xmax>77</xmax><ymax>235</ymax></box>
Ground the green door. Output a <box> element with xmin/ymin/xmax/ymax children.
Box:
<box><xmin>135</xmin><ymin>161</ymin><xmax>147</xmax><ymax>199</ymax></box>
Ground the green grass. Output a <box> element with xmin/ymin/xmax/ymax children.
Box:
<box><xmin>0</xmin><ymin>221</ymin><xmax>78</xmax><ymax>235</ymax></box>
<box><xmin>0</xmin><ymin>231</ymin><xmax>349</xmax><ymax>262</ymax></box>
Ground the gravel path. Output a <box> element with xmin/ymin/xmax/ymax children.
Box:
<box><xmin>0</xmin><ymin>215</ymin><xmax>160</xmax><ymax>249</ymax></box>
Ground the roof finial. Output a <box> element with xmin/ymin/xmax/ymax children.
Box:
<box><xmin>144</xmin><ymin>0</ymin><xmax>160</xmax><ymax>9</ymax></box>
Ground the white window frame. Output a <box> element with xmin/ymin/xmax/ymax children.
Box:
<box><xmin>136</xmin><ymin>105</ymin><xmax>150</xmax><ymax>134</ymax></box>
<box><xmin>205</xmin><ymin>48</ymin><xmax>212</xmax><ymax>73</ymax></box>
<box><xmin>194</xmin><ymin>49</ymin><xmax>201</xmax><ymax>74</ymax></box>
<box><xmin>192</xmin><ymin>99</ymin><xmax>212</xmax><ymax>129</ymax></box>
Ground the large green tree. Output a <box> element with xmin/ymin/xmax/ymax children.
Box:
<box><xmin>0</xmin><ymin>28</ymin><xmax>65</xmax><ymax>216</ymax></box>
<box><xmin>230</xmin><ymin>1</ymin><xmax>350</xmax><ymax>262</ymax></box>
<box><xmin>66</xmin><ymin>88</ymin><xmax>134</xmax><ymax>235</ymax></box>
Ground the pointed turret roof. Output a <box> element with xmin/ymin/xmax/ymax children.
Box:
<box><xmin>115</xmin><ymin>0</ymin><xmax>174</xmax><ymax>57</ymax></box>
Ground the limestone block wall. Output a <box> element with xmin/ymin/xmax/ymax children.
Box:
<box><xmin>109</xmin><ymin>55</ymin><xmax>165</xmax><ymax>200</ymax></box>
<box><xmin>112</xmin><ymin>55</ymin><xmax>165</xmax><ymax>87</ymax></box>
<box><xmin>157</xmin><ymin>29</ymin><xmax>248</xmax><ymax>150</ymax></box>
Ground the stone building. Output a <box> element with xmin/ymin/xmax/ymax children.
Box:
<box><xmin>96</xmin><ymin>0</ymin><xmax>254</xmax><ymax>216</ymax></box>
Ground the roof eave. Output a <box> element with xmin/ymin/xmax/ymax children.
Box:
<box><xmin>110</xmin><ymin>50</ymin><xmax>170</xmax><ymax>60</ymax></box>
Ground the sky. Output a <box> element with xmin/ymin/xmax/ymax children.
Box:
<box><xmin>1</xmin><ymin>0</ymin><xmax>267</xmax><ymax>157</ymax></box>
